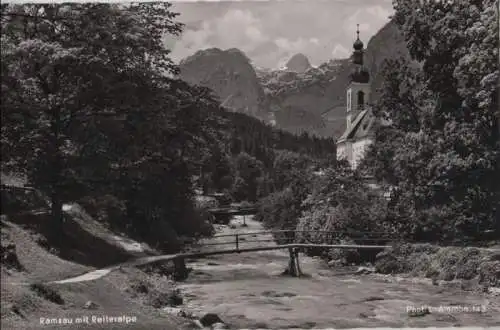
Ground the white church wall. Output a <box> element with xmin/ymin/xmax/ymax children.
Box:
<box><xmin>336</xmin><ymin>142</ymin><xmax>348</xmax><ymax>161</ymax></box>
<box><xmin>351</xmin><ymin>138</ymin><xmax>373</xmax><ymax>169</ymax></box>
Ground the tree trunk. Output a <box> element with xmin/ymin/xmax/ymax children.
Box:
<box><xmin>50</xmin><ymin>190</ymin><xmax>64</xmax><ymax>245</ymax></box>
<box><xmin>48</xmin><ymin>102</ymin><xmax>64</xmax><ymax>245</ymax></box>
<box><xmin>125</xmin><ymin>185</ymin><xmax>139</xmax><ymax>232</ymax></box>
<box><xmin>173</xmin><ymin>257</ymin><xmax>189</xmax><ymax>281</ymax></box>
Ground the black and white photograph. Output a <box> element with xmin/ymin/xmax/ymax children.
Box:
<box><xmin>1</xmin><ymin>0</ymin><xmax>499</xmax><ymax>329</ymax></box>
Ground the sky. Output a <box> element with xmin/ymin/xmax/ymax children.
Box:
<box><xmin>167</xmin><ymin>0</ymin><xmax>394</xmax><ymax>69</ymax></box>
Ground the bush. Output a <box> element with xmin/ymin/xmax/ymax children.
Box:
<box><xmin>187</xmin><ymin>206</ymin><xmax>215</xmax><ymax>238</ymax></box>
<box><xmin>407</xmin><ymin>252</ymin><xmax>434</xmax><ymax>276</ymax></box>
<box><xmin>478</xmin><ymin>261</ymin><xmax>500</xmax><ymax>288</ymax></box>
<box><xmin>255</xmin><ymin>186</ymin><xmax>308</xmax><ymax>244</ymax></box>
<box><xmin>217</xmin><ymin>192</ymin><xmax>233</xmax><ymax>207</ymax></box>
<box><xmin>295</xmin><ymin>165</ymin><xmax>390</xmax><ymax>264</ymax></box>
<box><xmin>194</xmin><ymin>196</ymin><xmax>218</xmax><ymax>209</ymax></box>
<box><xmin>456</xmin><ymin>258</ymin><xmax>481</xmax><ymax>280</ymax></box>
<box><xmin>374</xmin><ymin>244</ymin><xmax>500</xmax><ymax>287</ymax></box>
<box><xmin>132</xmin><ymin>199</ymin><xmax>214</xmax><ymax>253</ymax></box>
<box><xmin>374</xmin><ymin>251</ymin><xmax>406</xmax><ymax>274</ymax></box>
<box><xmin>29</xmin><ymin>283</ymin><xmax>64</xmax><ymax>305</ymax></box>
<box><xmin>138</xmin><ymin>261</ymin><xmax>175</xmax><ymax>278</ymax></box>
<box><xmin>144</xmin><ymin>220</ymin><xmax>182</xmax><ymax>252</ymax></box>
<box><xmin>323</xmin><ymin>238</ymin><xmax>361</xmax><ymax>265</ymax></box>
<box><xmin>1</xmin><ymin>233</ymin><xmax>24</xmax><ymax>271</ymax></box>
<box><xmin>78</xmin><ymin>195</ymin><xmax>125</xmax><ymax>225</ymax></box>
<box><xmin>129</xmin><ymin>279</ymin><xmax>150</xmax><ymax>295</ymax></box>
<box><xmin>149</xmin><ymin>289</ymin><xmax>183</xmax><ymax>308</ymax></box>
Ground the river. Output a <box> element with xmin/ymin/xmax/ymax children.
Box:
<box><xmin>177</xmin><ymin>216</ymin><xmax>500</xmax><ymax>329</ymax></box>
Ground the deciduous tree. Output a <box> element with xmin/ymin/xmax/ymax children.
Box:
<box><xmin>363</xmin><ymin>0</ymin><xmax>499</xmax><ymax>242</ymax></box>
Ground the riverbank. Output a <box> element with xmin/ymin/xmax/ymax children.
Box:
<box><xmin>173</xmin><ymin>216</ymin><xmax>500</xmax><ymax>329</ymax></box>
<box><xmin>4</xmin><ymin>205</ymin><xmax>498</xmax><ymax>329</ymax></box>
<box><xmin>373</xmin><ymin>243</ymin><xmax>500</xmax><ymax>292</ymax></box>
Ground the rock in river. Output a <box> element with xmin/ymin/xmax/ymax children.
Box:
<box><xmin>200</xmin><ymin>313</ymin><xmax>224</xmax><ymax>327</ymax></box>
<box><xmin>212</xmin><ymin>322</ymin><xmax>229</xmax><ymax>329</ymax></box>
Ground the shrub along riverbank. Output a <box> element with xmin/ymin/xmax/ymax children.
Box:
<box><xmin>374</xmin><ymin>243</ymin><xmax>500</xmax><ymax>289</ymax></box>
<box><xmin>254</xmin><ymin>159</ymin><xmax>500</xmax><ymax>292</ymax></box>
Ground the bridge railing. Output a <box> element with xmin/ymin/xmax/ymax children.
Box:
<box><xmin>211</xmin><ymin>229</ymin><xmax>396</xmax><ymax>238</ymax></box>
<box><xmin>195</xmin><ymin>229</ymin><xmax>400</xmax><ymax>252</ymax></box>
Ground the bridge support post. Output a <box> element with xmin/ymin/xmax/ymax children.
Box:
<box><xmin>173</xmin><ymin>257</ymin><xmax>189</xmax><ymax>281</ymax></box>
<box><xmin>285</xmin><ymin>247</ymin><xmax>303</xmax><ymax>277</ymax></box>
<box><xmin>294</xmin><ymin>248</ymin><xmax>302</xmax><ymax>276</ymax></box>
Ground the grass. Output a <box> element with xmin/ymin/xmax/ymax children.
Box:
<box><xmin>1</xmin><ymin>220</ymin><xmax>90</xmax><ymax>282</ymax></box>
<box><xmin>0</xmin><ymin>211</ymin><xmax>196</xmax><ymax>330</ymax></box>
<box><xmin>126</xmin><ymin>272</ymin><xmax>184</xmax><ymax>308</ymax></box>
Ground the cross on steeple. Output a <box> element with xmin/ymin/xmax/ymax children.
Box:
<box><xmin>350</xmin><ymin>24</ymin><xmax>369</xmax><ymax>83</ymax></box>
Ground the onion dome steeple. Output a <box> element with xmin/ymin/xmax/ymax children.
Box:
<box><xmin>353</xmin><ymin>25</ymin><xmax>364</xmax><ymax>51</ymax></box>
<box><xmin>350</xmin><ymin>24</ymin><xmax>370</xmax><ymax>83</ymax></box>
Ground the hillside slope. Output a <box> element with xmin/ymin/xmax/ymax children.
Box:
<box><xmin>364</xmin><ymin>19</ymin><xmax>415</xmax><ymax>101</ymax></box>
<box><xmin>0</xmin><ymin>186</ymin><xmax>195</xmax><ymax>330</ymax></box>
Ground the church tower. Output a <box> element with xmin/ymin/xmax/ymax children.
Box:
<box><xmin>346</xmin><ymin>25</ymin><xmax>371</xmax><ymax>131</ymax></box>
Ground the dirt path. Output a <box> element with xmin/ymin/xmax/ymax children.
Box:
<box><xmin>47</xmin><ymin>254</ymin><xmax>178</xmax><ymax>284</ymax></box>
<box><xmin>177</xmin><ymin>216</ymin><xmax>500</xmax><ymax>329</ymax></box>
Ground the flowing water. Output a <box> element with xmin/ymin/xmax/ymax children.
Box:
<box><xmin>177</xmin><ymin>216</ymin><xmax>500</xmax><ymax>329</ymax></box>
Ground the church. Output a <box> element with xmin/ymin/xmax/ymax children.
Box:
<box><xmin>336</xmin><ymin>26</ymin><xmax>376</xmax><ymax>170</ymax></box>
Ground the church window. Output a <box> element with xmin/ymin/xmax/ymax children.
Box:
<box><xmin>347</xmin><ymin>90</ymin><xmax>351</xmax><ymax>111</ymax></box>
<box><xmin>357</xmin><ymin>91</ymin><xmax>365</xmax><ymax>110</ymax></box>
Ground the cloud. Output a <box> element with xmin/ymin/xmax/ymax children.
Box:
<box><xmin>331</xmin><ymin>44</ymin><xmax>350</xmax><ymax>59</ymax></box>
<box><xmin>213</xmin><ymin>9</ymin><xmax>267</xmax><ymax>47</ymax></box>
<box><xmin>366</xmin><ymin>5</ymin><xmax>393</xmax><ymax>20</ymax></box>
<box><xmin>274</xmin><ymin>37</ymin><xmax>310</xmax><ymax>53</ymax></box>
<box><xmin>344</xmin><ymin>6</ymin><xmax>392</xmax><ymax>40</ymax></box>
<box><xmin>169</xmin><ymin>1</ymin><xmax>394</xmax><ymax>68</ymax></box>
<box><xmin>171</xmin><ymin>8</ymin><xmax>271</xmax><ymax>63</ymax></box>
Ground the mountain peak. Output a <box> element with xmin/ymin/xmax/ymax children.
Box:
<box><xmin>285</xmin><ymin>53</ymin><xmax>311</xmax><ymax>73</ymax></box>
<box><xmin>179</xmin><ymin>48</ymin><xmax>268</xmax><ymax>118</ymax></box>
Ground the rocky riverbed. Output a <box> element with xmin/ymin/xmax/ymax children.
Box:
<box><xmin>172</xmin><ymin>216</ymin><xmax>500</xmax><ymax>329</ymax></box>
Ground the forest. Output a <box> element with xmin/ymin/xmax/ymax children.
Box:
<box><xmin>1</xmin><ymin>1</ymin><xmax>498</xmax><ymax>256</ymax></box>
<box><xmin>0</xmin><ymin>3</ymin><xmax>337</xmax><ymax>252</ymax></box>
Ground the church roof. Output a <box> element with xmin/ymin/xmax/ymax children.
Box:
<box><xmin>337</xmin><ymin>108</ymin><xmax>376</xmax><ymax>143</ymax></box>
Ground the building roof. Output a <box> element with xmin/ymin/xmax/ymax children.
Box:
<box><xmin>337</xmin><ymin>108</ymin><xmax>376</xmax><ymax>143</ymax></box>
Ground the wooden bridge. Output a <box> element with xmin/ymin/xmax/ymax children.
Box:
<box><xmin>207</xmin><ymin>207</ymin><xmax>257</xmax><ymax>216</ymax></box>
<box><xmin>206</xmin><ymin>206</ymin><xmax>257</xmax><ymax>225</ymax></box>
<box><xmin>169</xmin><ymin>229</ymin><xmax>397</xmax><ymax>280</ymax></box>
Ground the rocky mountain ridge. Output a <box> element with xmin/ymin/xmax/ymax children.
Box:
<box><xmin>179</xmin><ymin>48</ymin><xmax>269</xmax><ymax>120</ymax></box>
<box><xmin>178</xmin><ymin>19</ymin><xmax>412</xmax><ymax>138</ymax></box>
<box><xmin>283</xmin><ymin>53</ymin><xmax>312</xmax><ymax>73</ymax></box>
<box><xmin>256</xmin><ymin>59</ymin><xmax>353</xmax><ymax>137</ymax></box>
